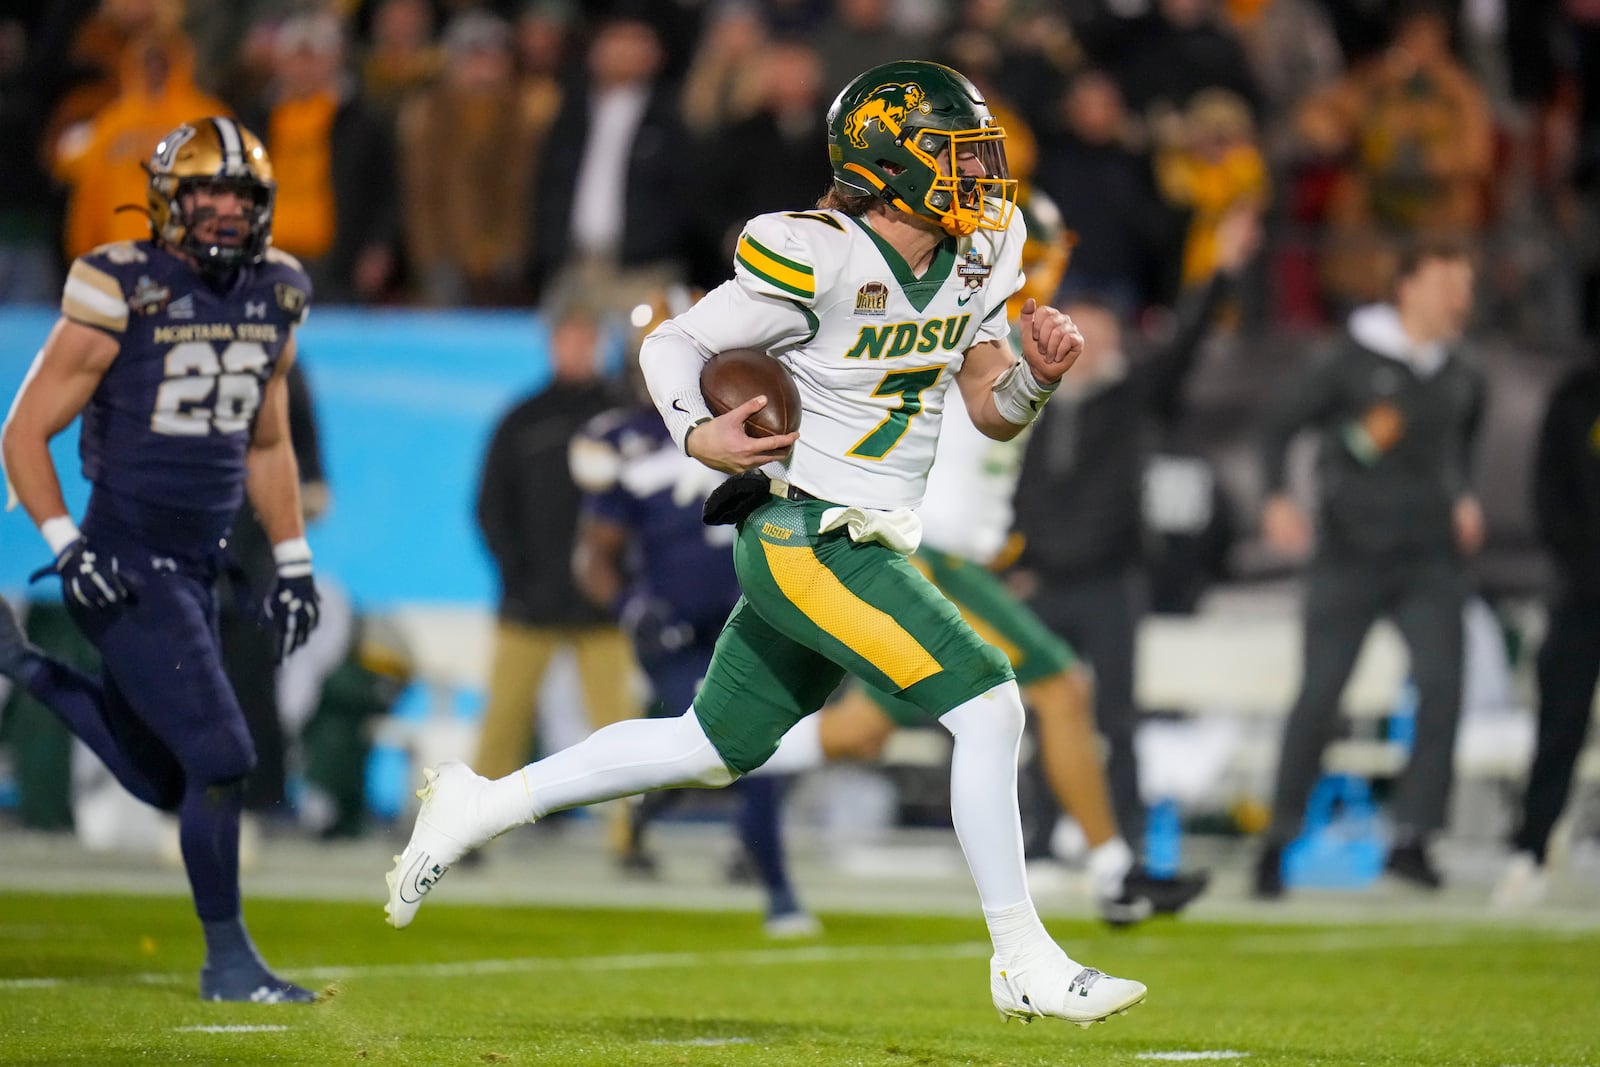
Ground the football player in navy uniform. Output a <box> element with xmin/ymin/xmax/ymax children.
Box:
<box><xmin>570</xmin><ymin>291</ymin><xmax>817</xmax><ymax>936</ymax></box>
<box><xmin>0</xmin><ymin>118</ymin><xmax>320</xmax><ymax>1003</ymax></box>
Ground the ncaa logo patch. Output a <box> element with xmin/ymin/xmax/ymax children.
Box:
<box><xmin>128</xmin><ymin>275</ymin><xmax>172</xmax><ymax>315</ymax></box>
<box><xmin>958</xmin><ymin>249</ymin><xmax>991</xmax><ymax>290</ymax></box>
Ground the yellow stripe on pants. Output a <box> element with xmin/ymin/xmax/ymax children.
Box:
<box><xmin>760</xmin><ymin>540</ymin><xmax>942</xmax><ymax>690</ymax></box>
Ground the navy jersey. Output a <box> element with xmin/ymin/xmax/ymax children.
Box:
<box><xmin>60</xmin><ymin>240</ymin><xmax>310</xmax><ymax>550</ymax></box>
<box><xmin>571</xmin><ymin>407</ymin><xmax>740</xmax><ymax>632</ymax></box>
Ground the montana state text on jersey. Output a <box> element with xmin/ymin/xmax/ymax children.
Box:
<box><xmin>61</xmin><ymin>238</ymin><xmax>310</xmax><ymax>545</ymax></box>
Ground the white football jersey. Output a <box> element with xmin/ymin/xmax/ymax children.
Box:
<box><xmin>657</xmin><ymin>206</ymin><xmax>1026</xmax><ymax>510</ymax></box>
<box><xmin>918</xmin><ymin>387</ymin><xmax>1031</xmax><ymax>564</ymax></box>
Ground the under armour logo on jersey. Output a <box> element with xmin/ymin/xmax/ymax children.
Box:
<box><xmin>245</xmin><ymin>301</ymin><xmax>268</xmax><ymax>319</ymax></box>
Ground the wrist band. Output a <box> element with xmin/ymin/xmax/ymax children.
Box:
<box><xmin>664</xmin><ymin>390</ymin><xmax>714</xmax><ymax>453</ymax></box>
<box><xmin>991</xmin><ymin>360</ymin><xmax>1059</xmax><ymax>426</ymax></box>
<box><xmin>273</xmin><ymin>537</ymin><xmax>313</xmax><ymax>577</ymax></box>
<box><xmin>40</xmin><ymin>515</ymin><xmax>81</xmax><ymax>557</ymax></box>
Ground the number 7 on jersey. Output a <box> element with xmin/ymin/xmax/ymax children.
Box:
<box><xmin>847</xmin><ymin>366</ymin><xmax>945</xmax><ymax>461</ymax></box>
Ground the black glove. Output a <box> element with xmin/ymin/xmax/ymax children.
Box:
<box><xmin>262</xmin><ymin>572</ymin><xmax>320</xmax><ymax>664</ymax></box>
<box><xmin>702</xmin><ymin>470</ymin><xmax>772</xmax><ymax>526</ymax></box>
<box><xmin>31</xmin><ymin>537</ymin><xmax>131</xmax><ymax>610</ymax></box>
<box><xmin>619</xmin><ymin>595</ymin><xmax>694</xmax><ymax>662</ymax></box>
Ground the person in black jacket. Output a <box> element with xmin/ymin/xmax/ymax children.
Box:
<box><xmin>220</xmin><ymin>358</ymin><xmax>329</xmax><ymax>819</ymax></box>
<box><xmin>699</xmin><ymin>38</ymin><xmax>833</xmax><ymax>279</ymax></box>
<box><xmin>527</xmin><ymin>12</ymin><xmax>696</xmax><ymax>314</ymax></box>
<box><xmin>1492</xmin><ymin>350</ymin><xmax>1600</xmax><ymax>906</ymax></box>
<box><xmin>1254</xmin><ymin>240</ymin><xmax>1486</xmax><ymax>897</ymax></box>
<box><xmin>1034</xmin><ymin>69</ymin><xmax>1174</xmax><ymax>320</ymax></box>
<box><xmin>472</xmin><ymin>302</ymin><xmax>638</xmax><ymax>858</ymax></box>
<box><xmin>1009</xmin><ymin>206</ymin><xmax>1260</xmax><ymax>868</ymax></box>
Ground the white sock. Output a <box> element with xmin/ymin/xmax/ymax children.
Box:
<box><xmin>940</xmin><ymin>681</ymin><xmax>1031</xmax><ymax>912</ymax></box>
<box><xmin>481</xmin><ymin>769</ymin><xmax>536</xmax><ymax>837</ymax></box>
<box><xmin>748</xmin><ymin>712</ymin><xmax>824</xmax><ymax>776</ymax></box>
<box><xmin>1087</xmin><ymin>837</ymin><xmax>1135</xmax><ymax>900</ymax></box>
<box><xmin>485</xmin><ymin>710</ymin><xmax>737</xmax><ymax>824</ymax></box>
<box><xmin>983</xmin><ymin>899</ymin><xmax>1059</xmax><ymax>965</ymax></box>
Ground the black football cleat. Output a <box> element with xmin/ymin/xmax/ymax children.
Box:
<box><xmin>1385</xmin><ymin>842</ymin><xmax>1444</xmax><ymax>890</ymax></box>
<box><xmin>200</xmin><ymin>961</ymin><xmax>317</xmax><ymax>1004</ymax></box>
<box><xmin>1125</xmin><ymin>867</ymin><xmax>1210</xmax><ymax>914</ymax></box>
<box><xmin>1099</xmin><ymin>867</ymin><xmax>1210</xmax><ymax>926</ymax></box>
<box><xmin>1253</xmin><ymin>843</ymin><xmax>1285</xmax><ymax>900</ymax></box>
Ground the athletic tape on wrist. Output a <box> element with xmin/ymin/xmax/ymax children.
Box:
<box><xmin>991</xmin><ymin>361</ymin><xmax>1059</xmax><ymax>426</ymax></box>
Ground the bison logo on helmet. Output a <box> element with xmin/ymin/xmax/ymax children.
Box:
<box><xmin>843</xmin><ymin>83</ymin><xmax>931</xmax><ymax>150</ymax></box>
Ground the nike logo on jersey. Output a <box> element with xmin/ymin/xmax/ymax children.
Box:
<box><xmin>957</xmin><ymin>291</ymin><xmax>976</xmax><ymax>306</ymax></box>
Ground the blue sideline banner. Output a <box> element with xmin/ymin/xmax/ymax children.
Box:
<box><xmin>0</xmin><ymin>307</ymin><xmax>575</xmax><ymax>608</ymax></box>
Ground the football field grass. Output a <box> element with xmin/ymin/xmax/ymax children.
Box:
<box><xmin>1</xmin><ymin>891</ymin><xmax>1595</xmax><ymax>1066</ymax></box>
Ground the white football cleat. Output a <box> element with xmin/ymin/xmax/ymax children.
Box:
<box><xmin>384</xmin><ymin>763</ymin><xmax>498</xmax><ymax>929</ymax></box>
<box><xmin>1490</xmin><ymin>851</ymin><xmax>1549</xmax><ymax>910</ymax></box>
<box><xmin>763</xmin><ymin>910</ymin><xmax>823</xmax><ymax>940</ymax></box>
<box><xmin>991</xmin><ymin>945</ymin><xmax>1147</xmax><ymax>1027</ymax></box>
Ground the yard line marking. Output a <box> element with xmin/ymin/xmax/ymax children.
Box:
<box><xmin>645</xmin><ymin>1038</ymin><xmax>754</xmax><ymax>1046</ymax></box>
<box><xmin>174</xmin><ymin>1025</ymin><xmax>291</xmax><ymax>1034</ymax></box>
<box><xmin>0</xmin><ymin>941</ymin><xmax>994</xmax><ymax>991</ymax></box>
<box><xmin>2</xmin><ymin>926</ymin><xmax>1589</xmax><ymax>993</ymax></box>
<box><xmin>1136</xmin><ymin>1053</ymin><xmax>1250</xmax><ymax>1062</ymax></box>
<box><xmin>299</xmin><ymin>941</ymin><xmax>994</xmax><ymax>981</ymax></box>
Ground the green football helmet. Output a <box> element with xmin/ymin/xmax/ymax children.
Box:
<box><xmin>826</xmin><ymin>60</ymin><xmax>1016</xmax><ymax>236</ymax></box>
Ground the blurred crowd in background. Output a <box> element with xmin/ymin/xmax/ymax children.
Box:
<box><xmin>0</xmin><ymin>0</ymin><xmax>1596</xmax><ymax>345</ymax></box>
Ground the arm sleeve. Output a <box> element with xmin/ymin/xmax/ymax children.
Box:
<box><xmin>640</xmin><ymin>276</ymin><xmax>817</xmax><ymax>451</ymax></box>
<box><xmin>1259</xmin><ymin>349</ymin><xmax>1343</xmax><ymax>493</ymax></box>
<box><xmin>641</xmin><ymin>212</ymin><xmax>821</xmax><ymax>450</ymax></box>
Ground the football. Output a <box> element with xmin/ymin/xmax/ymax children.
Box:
<box><xmin>699</xmin><ymin>348</ymin><xmax>802</xmax><ymax>439</ymax></box>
